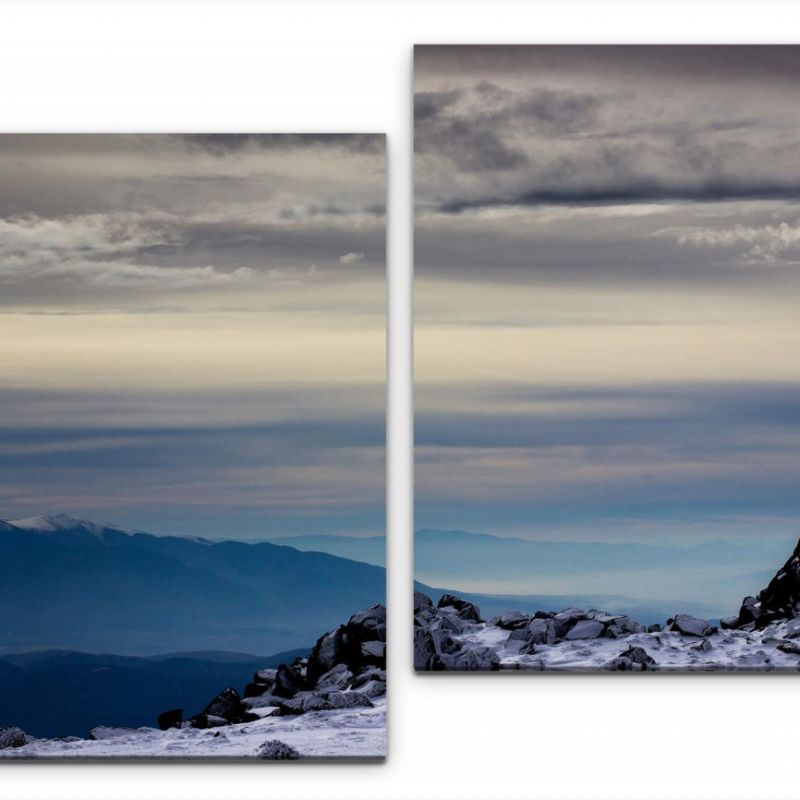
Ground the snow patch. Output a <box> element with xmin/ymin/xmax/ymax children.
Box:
<box><xmin>0</xmin><ymin>699</ymin><xmax>386</xmax><ymax>759</ymax></box>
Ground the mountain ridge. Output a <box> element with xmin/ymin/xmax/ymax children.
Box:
<box><xmin>0</xmin><ymin>513</ymin><xmax>386</xmax><ymax>656</ymax></box>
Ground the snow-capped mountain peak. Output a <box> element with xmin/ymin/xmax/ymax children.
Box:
<box><xmin>8</xmin><ymin>513</ymin><xmax>134</xmax><ymax>537</ymax></box>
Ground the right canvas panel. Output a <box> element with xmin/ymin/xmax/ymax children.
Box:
<box><xmin>414</xmin><ymin>45</ymin><xmax>800</xmax><ymax>672</ymax></box>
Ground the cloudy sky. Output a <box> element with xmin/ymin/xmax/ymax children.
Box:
<box><xmin>415</xmin><ymin>46</ymin><xmax>800</xmax><ymax>546</ymax></box>
<box><xmin>0</xmin><ymin>134</ymin><xmax>385</xmax><ymax>538</ymax></box>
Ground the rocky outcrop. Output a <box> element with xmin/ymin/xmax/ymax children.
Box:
<box><xmin>0</xmin><ymin>727</ymin><xmax>26</xmax><ymax>749</ymax></box>
<box><xmin>193</xmin><ymin>687</ymin><xmax>259</xmax><ymax>727</ymax></box>
<box><xmin>514</xmin><ymin>608</ymin><xmax>644</xmax><ymax>652</ymax></box>
<box><xmin>758</xmin><ymin>538</ymin><xmax>800</xmax><ymax>618</ymax></box>
<box><xmin>181</xmin><ymin>602</ymin><xmax>387</xmax><ymax>727</ymax></box>
<box><xmin>412</xmin><ymin>538</ymin><xmax>800</xmax><ymax>672</ymax></box>
<box><xmin>413</xmin><ymin>590</ymin><xmax>780</xmax><ymax>672</ymax></box>
<box><xmin>305</xmin><ymin>603</ymin><xmax>386</xmax><ymax>686</ymax></box>
<box><xmin>414</xmin><ymin>593</ymin><xmax>486</xmax><ymax>670</ymax></box>
<box><xmin>731</xmin><ymin>538</ymin><xmax>800</xmax><ymax>629</ymax></box>
<box><xmin>274</xmin><ymin>690</ymin><xmax>374</xmax><ymax>716</ymax></box>
<box><xmin>437</xmin><ymin>593</ymin><xmax>482</xmax><ymax>622</ymax></box>
<box><xmin>415</xmin><ymin>593</ymin><xmax>656</xmax><ymax>669</ymax></box>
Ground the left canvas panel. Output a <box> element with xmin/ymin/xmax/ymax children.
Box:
<box><xmin>0</xmin><ymin>134</ymin><xmax>386</xmax><ymax>760</ymax></box>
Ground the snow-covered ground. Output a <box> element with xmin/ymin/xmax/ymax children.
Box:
<box><xmin>0</xmin><ymin>698</ymin><xmax>386</xmax><ymax>760</ymax></box>
<box><xmin>461</xmin><ymin>619</ymin><xmax>800</xmax><ymax>672</ymax></box>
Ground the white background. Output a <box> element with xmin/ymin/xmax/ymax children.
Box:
<box><xmin>3</xmin><ymin>1</ymin><xmax>800</xmax><ymax>798</ymax></box>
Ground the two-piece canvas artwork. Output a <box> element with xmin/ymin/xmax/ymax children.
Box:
<box><xmin>2</xmin><ymin>46</ymin><xmax>800</xmax><ymax>761</ymax></box>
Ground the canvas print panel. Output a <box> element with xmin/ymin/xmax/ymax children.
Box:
<box><xmin>0</xmin><ymin>134</ymin><xmax>386</xmax><ymax>758</ymax></box>
<box><xmin>414</xmin><ymin>46</ymin><xmax>800</xmax><ymax>672</ymax></box>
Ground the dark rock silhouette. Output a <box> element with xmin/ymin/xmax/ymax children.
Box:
<box><xmin>157</xmin><ymin>708</ymin><xmax>183</xmax><ymax>730</ymax></box>
<box><xmin>203</xmin><ymin>687</ymin><xmax>258</xmax><ymax>724</ymax></box>
<box><xmin>0</xmin><ymin>727</ymin><xmax>26</xmax><ymax>749</ymax></box>
<box><xmin>437</xmin><ymin>593</ymin><xmax>481</xmax><ymax>622</ymax></box>
<box><xmin>273</xmin><ymin>664</ymin><xmax>305</xmax><ymax>699</ymax></box>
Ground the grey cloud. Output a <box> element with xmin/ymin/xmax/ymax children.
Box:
<box><xmin>339</xmin><ymin>251</ymin><xmax>365</xmax><ymax>264</ymax></box>
<box><xmin>414</xmin><ymin>200</ymin><xmax>800</xmax><ymax>291</ymax></box>
<box><xmin>671</xmin><ymin>219</ymin><xmax>800</xmax><ymax>264</ymax></box>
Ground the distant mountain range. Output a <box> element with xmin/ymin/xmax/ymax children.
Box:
<box><xmin>265</xmin><ymin>532</ymin><xmax>387</xmax><ymax>564</ymax></box>
<box><xmin>0</xmin><ymin>514</ymin><xmax>386</xmax><ymax>656</ymax></box>
<box><xmin>268</xmin><ymin>528</ymin><xmax>791</xmax><ymax>576</ymax></box>
<box><xmin>3</xmin><ymin>514</ymin><xmax>790</xmax><ymax>659</ymax></box>
<box><xmin>269</xmin><ymin>527</ymin><xmax>794</xmax><ymax>618</ymax></box>
<box><xmin>0</xmin><ymin>647</ymin><xmax>306</xmax><ymax>738</ymax></box>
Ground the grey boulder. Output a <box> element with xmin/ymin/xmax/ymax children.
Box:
<box><xmin>492</xmin><ymin>610</ymin><xmax>529</xmax><ymax>630</ymax></box>
<box><xmin>414</xmin><ymin>627</ymin><xmax>437</xmax><ymax>671</ymax></box>
<box><xmin>526</xmin><ymin>617</ymin><xmax>557</xmax><ymax>645</ymax></box>
<box><xmin>276</xmin><ymin>690</ymin><xmax>374</xmax><ymax>716</ymax></box>
<box><xmin>451</xmin><ymin>647</ymin><xmax>500</xmax><ymax>671</ymax></box>
<box><xmin>565</xmin><ymin>619</ymin><xmax>605</xmax><ymax>641</ymax></box>
<box><xmin>315</xmin><ymin>663</ymin><xmax>353</xmax><ymax>691</ymax></box>
<box><xmin>605</xmin><ymin>646</ymin><xmax>657</xmax><ymax>671</ymax></box>
<box><xmin>273</xmin><ymin>663</ymin><xmax>306</xmax><ymax>698</ymax></box>
<box><xmin>255</xmin><ymin>739</ymin><xmax>301</xmax><ymax>760</ymax></box>
<box><xmin>668</xmin><ymin>614</ymin><xmax>717</xmax><ymax>638</ymax></box>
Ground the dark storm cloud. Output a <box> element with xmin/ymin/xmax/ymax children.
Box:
<box><xmin>0</xmin><ymin>417</ymin><xmax>384</xmax><ymax>469</ymax></box>
<box><xmin>415</xmin><ymin>82</ymin><xmax>601</xmax><ymax>172</ymax></box>
<box><xmin>180</xmin><ymin>133</ymin><xmax>385</xmax><ymax>156</ymax></box>
<box><xmin>416</xmin><ymin>382</ymin><xmax>800</xmax><ymax>451</ymax></box>
<box><xmin>435</xmin><ymin>184</ymin><xmax>800</xmax><ymax>213</ymax></box>
<box><xmin>415</xmin><ymin>45</ymin><xmax>800</xmax><ymax>85</ymax></box>
<box><xmin>415</xmin><ymin>46</ymin><xmax>800</xmax><ymax>214</ymax></box>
